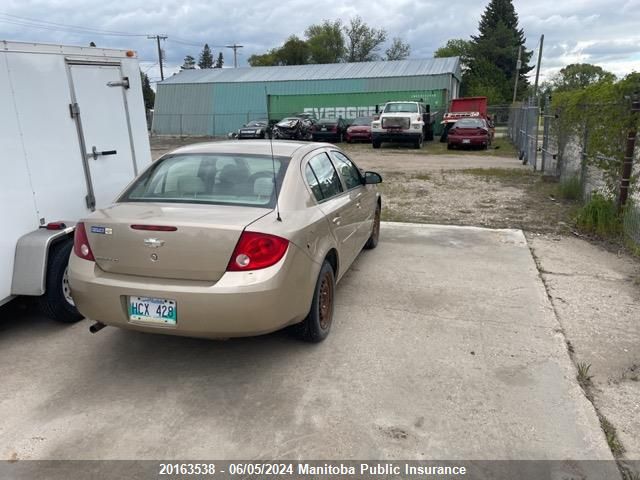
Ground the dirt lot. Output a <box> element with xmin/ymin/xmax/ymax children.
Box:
<box><xmin>150</xmin><ymin>136</ymin><xmax>578</xmax><ymax>234</ymax></box>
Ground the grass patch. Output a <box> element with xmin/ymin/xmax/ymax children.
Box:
<box><xmin>599</xmin><ymin>415</ymin><xmax>626</xmax><ymax>458</ymax></box>
<box><xmin>413</xmin><ymin>173</ymin><xmax>431</xmax><ymax>181</ymax></box>
<box><xmin>558</xmin><ymin>176</ymin><xmax>582</xmax><ymax>200</ymax></box>
<box><xmin>458</xmin><ymin>167</ymin><xmax>534</xmax><ymax>182</ymax></box>
<box><xmin>576</xmin><ymin>194</ymin><xmax>621</xmax><ymax>236</ymax></box>
<box><xmin>576</xmin><ymin>362</ymin><xmax>593</xmax><ymax>387</ymax></box>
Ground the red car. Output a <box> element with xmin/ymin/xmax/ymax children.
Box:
<box><xmin>345</xmin><ymin>116</ymin><xmax>373</xmax><ymax>143</ymax></box>
<box><xmin>447</xmin><ymin>118</ymin><xmax>491</xmax><ymax>150</ymax></box>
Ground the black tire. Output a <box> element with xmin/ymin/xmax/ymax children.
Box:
<box><xmin>337</xmin><ymin>132</ymin><xmax>343</xmax><ymax>143</ymax></box>
<box><xmin>414</xmin><ymin>135</ymin><xmax>423</xmax><ymax>149</ymax></box>
<box><xmin>38</xmin><ymin>238</ymin><xmax>83</xmax><ymax>323</ymax></box>
<box><xmin>372</xmin><ymin>139</ymin><xmax>381</xmax><ymax>149</ymax></box>
<box><xmin>364</xmin><ymin>204</ymin><xmax>381</xmax><ymax>250</ymax></box>
<box><xmin>294</xmin><ymin>261</ymin><xmax>335</xmax><ymax>343</ymax></box>
<box><xmin>447</xmin><ymin>143</ymin><xmax>453</xmax><ymax>150</ymax></box>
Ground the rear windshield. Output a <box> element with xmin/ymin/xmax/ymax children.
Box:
<box><xmin>454</xmin><ymin>119</ymin><xmax>484</xmax><ymax>128</ymax></box>
<box><xmin>318</xmin><ymin>119</ymin><xmax>338</xmax><ymax>125</ymax></box>
<box><xmin>119</xmin><ymin>154</ymin><xmax>289</xmax><ymax>208</ymax></box>
<box><xmin>384</xmin><ymin>103</ymin><xmax>418</xmax><ymax>113</ymax></box>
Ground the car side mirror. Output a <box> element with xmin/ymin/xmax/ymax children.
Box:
<box><xmin>364</xmin><ymin>171</ymin><xmax>383</xmax><ymax>184</ymax></box>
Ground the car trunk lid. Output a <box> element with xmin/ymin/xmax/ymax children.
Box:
<box><xmin>85</xmin><ymin>203</ymin><xmax>270</xmax><ymax>282</ymax></box>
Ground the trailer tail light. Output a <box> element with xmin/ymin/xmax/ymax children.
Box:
<box><xmin>73</xmin><ymin>222</ymin><xmax>95</xmax><ymax>261</ymax></box>
<box><xmin>46</xmin><ymin>221</ymin><xmax>67</xmax><ymax>230</ymax></box>
<box><xmin>227</xmin><ymin>232</ymin><xmax>289</xmax><ymax>271</ymax></box>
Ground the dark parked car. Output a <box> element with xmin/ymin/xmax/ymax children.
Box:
<box><xmin>447</xmin><ymin>118</ymin><xmax>491</xmax><ymax>150</ymax></box>
<box><xmin>237</xmin><ymin>119</ymin><xmax>271</xmax><ymax>139</ymax></box>
<box><xmin>273</xmin><ymin>115</ymin><xmax>316</xmax><ymax>140</ymax></box>
<box><xmin>345</xmin><ymin>116</ymin><xmax>373</xmax><ymax>143</ymax></box>
<box><xmin>312</xmin><ymin>118</ymin><xmax>347</xmax><ymax>143</ymax></box>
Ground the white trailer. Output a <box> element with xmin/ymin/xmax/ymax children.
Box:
<box><xmin>1</xmin><ymin>40</ymin><xmax>151</xmax><ymax>321</ymax></box>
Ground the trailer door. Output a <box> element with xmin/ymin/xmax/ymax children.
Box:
<box><xmin>68</xmin><ymin>63</ymin><xmax>137</xmax><ymax>209</ymax></box>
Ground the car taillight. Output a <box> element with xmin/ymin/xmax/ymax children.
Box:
<box><xmin>73</xmin><ymin>222</ymin><xmax>95</xmax><ymax>261</ymax></box>
<box><xmin>332</xmin><ymin>125</ymin><xmax>337</xmax><ymax>132</ymax></box>
<box><xmin>227</xmin><ymin>231</ymin><xmax>289</xmax><ymax>271</ymax></box>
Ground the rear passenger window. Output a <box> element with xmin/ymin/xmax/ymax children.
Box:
<box><xmin>306</xmin><ymin>153</ymin><xmax>343</xmax><ymax>201</ymax></box>
<box><xmin>330</xmin><ymin>151</ymin><xmax>362</xmax><ymax>190</ymax></box>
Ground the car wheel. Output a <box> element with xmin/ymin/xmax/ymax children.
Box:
<box><xmin>447</xmin><ymin>143</ymin><xmax>453</xmax><ymax>150</ymax></box>
<box><xmin>372</xmin><ymin>140</ymin><xmax>381</xmax><ymax>149</ymax></box>
<box><xmin>294</xmin><ymin>260</ymin><xmax>335</xmax><ymax>343</ymax></box>
<box><xmin>364</xmin><ymin>204</ymin><xmax>381</xmax><ymax>250</ymax></box>
<box><xmin>337</xmin><ymin>132</ymin><xmax>343</xmax><ymax>143</ymax></box>
<box><xmin>38</xmin><ymin>238</ymin><xmax>83</xmax><ymax>323</ymax></box>
<box><xmin>414</xmin><ymin>135</ymin><xmax>423</xmax><ymax>149</ymax></box>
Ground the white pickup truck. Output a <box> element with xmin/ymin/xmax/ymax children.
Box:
<box><xmin>371</xmin><ymin>101</ymin><xmax>431</xmax><ymax>149</ymax></box>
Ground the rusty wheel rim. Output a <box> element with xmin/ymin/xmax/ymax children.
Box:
<box><xmin>318</xmin><ymin>271</ymin><xmax>334</xmax><ymax>330</ymax></box>
<box><xmin>372</xmin><ymin>207</ymin><xmax>381</xmax><ymax>241</ymax></box>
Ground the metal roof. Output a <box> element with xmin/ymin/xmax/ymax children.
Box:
<box><xmin>160</xmin><ymin>57</ymin><xmax>460</xmax><ymax>85</ymax></box>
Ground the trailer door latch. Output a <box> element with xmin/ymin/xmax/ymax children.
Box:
<box><xmin>88</xmin><ymin>146</ymin><xmax>117</xmax><ymax>160</ymax></box>
<box><xmin>106</xmin><ymin>77</ymin><xmax>130</xmax><ymax>89</ymax></box>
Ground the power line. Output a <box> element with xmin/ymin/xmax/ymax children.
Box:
<box><xmin>0</xmin><ymin>12</ymin><xmax>148</xmax><ymax>37</ymax></box>
<box><xmin>148</xmin><ymin>35</ymin><xmax>168</xmax><ymax>81</ymax></box>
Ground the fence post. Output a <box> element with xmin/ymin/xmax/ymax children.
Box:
<box><xmin>617</xmin><ymin>98</ymin><xmax>639</xmax><ymax>212</ymax></box>
<box><xmin>180</xmin><ymin>114</ymin><xmax>183</xmax><ymax>137</ymax></box>
<box><xmin>580</xmin><ymin>122</ymin><xmax>589</xmax><ymax>199</ymax></box>
<box><xmin>541</xmin><ymin>111</ymin><xmax>549</xmax><ymax>173</ymax></box>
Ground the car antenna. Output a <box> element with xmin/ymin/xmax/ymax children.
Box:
<box><xmin>265</xmin><ymin>87</ymin><xmax>282</xmax><ymax>222</ymax></box>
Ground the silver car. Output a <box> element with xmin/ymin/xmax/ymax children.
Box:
<box><xmin>69</xmin><ymin>140</ymin><xmax>382</xmax><ymax>342</ymax></box>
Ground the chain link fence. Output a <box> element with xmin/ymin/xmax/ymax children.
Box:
<box><xmin>508</xmin><ymin>101</ymin><xmax>640</xmax><ymax>250</ymax></box>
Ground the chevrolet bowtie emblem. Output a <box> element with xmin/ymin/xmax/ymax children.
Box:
<box><xmin>143</xmin><ymin>238</ymin><xmax>165</xmax><ymax>248</ymax></box>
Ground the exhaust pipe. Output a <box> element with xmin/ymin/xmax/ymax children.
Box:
<box><xmin>89</xmin><ymin>322</ymin><xmax>106</xmax><ymax>334</ymax></box>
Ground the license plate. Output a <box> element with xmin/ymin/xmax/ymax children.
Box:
<box><xmin>129</xmin><ymin>296</ymin><xmax>177</xmax><ymax>325</ymax></box>
<box><xmin>321</xmin><ymin>127</ymin><xmax>327</xmax><ymax>131</ymax></box>
<box><xmin>462</xmin><ymin>139</ymin><xmax>471</xmax><ymax>144</ymax></box>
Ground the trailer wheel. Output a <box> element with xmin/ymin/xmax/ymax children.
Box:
<box><xmin>39</xmin><ymin>238</ymin><xmax>83</xmax><ymax>323</ymax></box>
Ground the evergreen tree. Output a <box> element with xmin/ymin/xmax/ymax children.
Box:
<box><xmin>198</xmin><ymin>44</ymin><xmax>214</xmax><ymax>69</ymax></box>
<box><xmin>215</xmin><ymin>52</ymin><xmax>224</xmax><ymax>68</ymax></box>
<box><xmin>140</xmin><ymin>71</ymin><xmax>155</xmax><ymax>109</ymax></box>
<box><xmin>181</xmin><ymin>55</ymin><xmax>196</xmax><ymax>70</ymax></box>
<box><xmin>467</xmin><ymin>0</ymin><xmax>532</xmax><ymax>103</ymax></box>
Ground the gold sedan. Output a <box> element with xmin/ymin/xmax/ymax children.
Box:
<box><xmin>69</xmin><ymin>140</ymin><xmax>382</xmax><ymax>342</ymax></box>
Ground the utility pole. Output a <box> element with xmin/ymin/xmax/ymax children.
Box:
<box><xmin>148</xmin><ymin>35</ymin><xmax>168</xmax><ymax>80</ymax></box>
<box><xmin>533</xmin><ymin>34</ymin><xmax>544</xmax><ymax>99</ymax></box>
<box><xmin>225</xmin><ymin>44</ymin><xmax>244</xmax><ymax>68</ymax></box>
<box><xmin>618</xmin><ymin>96</ymin><xmax>640</xmax><ymax>212</ymax></box>
<box><xmin>512</xmin><ymin>45</ymin><xmax>522</xmax><ymax>104</ymax></box>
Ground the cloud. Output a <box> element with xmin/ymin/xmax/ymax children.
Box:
<box><xmin>1</xmin><ymin>0</ymin><xmax>637</xmax><ymax>85</ymax></box>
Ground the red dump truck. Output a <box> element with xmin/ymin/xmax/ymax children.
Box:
<box><xmin>440</xmin><ymin>96</ymin><xmax>494</xmax><ymax>142</ymax></box>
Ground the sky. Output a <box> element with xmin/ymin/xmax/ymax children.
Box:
<box><xmin>1</xmin><ymin>0</ymin><xmax>638</xmax><ymax>87</ymax></box>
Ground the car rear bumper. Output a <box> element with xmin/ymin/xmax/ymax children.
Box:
<box><xmin>69</xmin><ymin>244</ymin><xmax>317</xmax><ymax>339</ymax></box>
<box><xmin>448</xmin><ymin>135</ymin><xmax>489</xmax><ymax>146</ymax></box>
<box><xmin>346</xmin><ymin>132</ymin><xmax>371</xmax><ymax>141</ymax></box>
<box><xmin>372</xmin><ymin>131</ymin><xmax>421</xmax><ymax>143</ymax></box>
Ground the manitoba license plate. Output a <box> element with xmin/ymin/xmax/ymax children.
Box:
<box><xmin>129</xmin><ymin>296</ymin><xmax>177</xmax><ymax>325</ymax></box>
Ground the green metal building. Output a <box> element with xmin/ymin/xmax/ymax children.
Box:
<box><xmin>152</xmin><ymin>57</ymin><xmax>461</xmax><ymax>136</ymax></box>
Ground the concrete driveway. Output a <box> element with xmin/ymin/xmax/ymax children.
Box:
<box><xmin>0</xmin><ymin>223</ymin><xmax>615</xmax><ymax>463</ymax></box>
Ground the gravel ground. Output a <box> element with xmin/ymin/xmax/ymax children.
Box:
<box><xmin>150</xmin><ymin>137</ymin><xmax>578</xmax><ymax>234</ymax></box>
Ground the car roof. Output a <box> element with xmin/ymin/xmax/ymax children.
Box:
<box><xmin>167</xmin><ymin>140</ymin><xmax>326</xmax><ymax>158</ymax></box>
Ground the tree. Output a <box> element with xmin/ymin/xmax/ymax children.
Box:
<box><xmin>305</xmin><ymin>20</ymin><xmax>345</xmax><ymax>64</ymax></box>
<box><xmin>215</xmin><ymin>52</ymin><xmax>224</xmax><ymax>68</ymax></box>
<box><xmin>551</xmin><ymin>63</ymin><xmax>616</xmax><ymax>92</ymax></box>
<box><xmin>434</xmin><ymin>39</ymin><xmax>472</xmax><ymax>61</ymax></box>
<box><xmin>181</xmin><ymin>55</ymin><xmax>196</xmax><ymax>70</ymax></box>
<box><xmin>248</xmin><ymin>51</ymin><xmax>278</xmax><ymax>67</ymax></box>
<box><xmin>466</xmin><ymin>0</ymin><xmax>532</xmax><ymax>103</ymax></box>
<box><xmin>275</xmin><ymin>36</ymin><xmax>310</xmax><ymax>65</ymax></box>
<box><xmin>198</xmin><ymin>44</ymin><xmax>214</xmax><ymax>69</ymax></box>
<box><xmin>140</xmin><ymin>71</ymin><xmax>155</xmax><ymax>109</ymax></box>
<box><xmin>385</xmin><ymin>38</ymin><xmax>410</xmax><ymax>61</ymax></box>
<box><xmin>343</xmin><ymin>16</ymin><xmax>387</xmax><ymax>62</ymax></box>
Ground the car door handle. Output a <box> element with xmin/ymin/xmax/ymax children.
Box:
<box><xmin>332</xmin><ymin>216</ymin><xmax>341</xmax><ymax>225</ymax></box>
<box><xmin>356</xmin><ymin>201</ymin><xmax>361</xmax><ymax>208</ymax></box>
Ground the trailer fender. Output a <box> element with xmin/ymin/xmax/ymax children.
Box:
<box><xmin>11</xmin><ymin>223</ymin><xmax>76</xmax><ymax>296</ymax></box>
